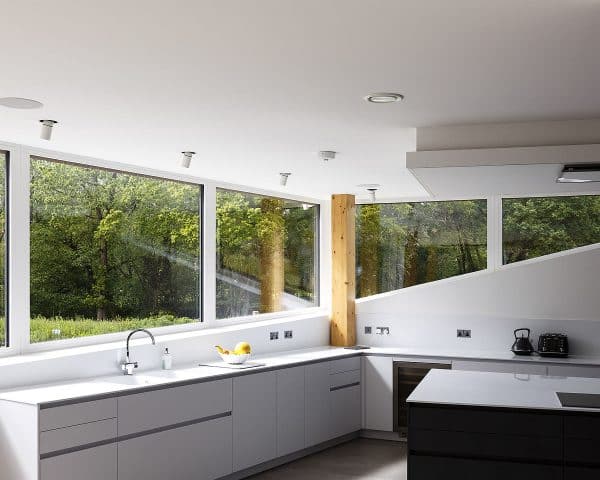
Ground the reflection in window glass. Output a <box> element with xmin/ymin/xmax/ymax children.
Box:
<box><xmin>503</xmin><ymin>195</ymin><xmax>600</xmax><ymax>264</ymax></box>
<box><xmin>356</xmin><ymin>200</ymin><xmax>487</xmax><ymax>297</ymax></box>
<box><xmin>0</xmin><ymin>153</ymin><xmax>6</xmax><ymax>347</ymax></box>
<box><xmin>30</xmin><ymin>158</ymin><xmax>201</xmax><ymax>343</ymax></box>
<box><xmin>216</xmin><ymin>189</ymin><xmax>318</xmax><ymax>319</ymax></box>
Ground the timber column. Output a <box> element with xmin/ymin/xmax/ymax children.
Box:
<box><xmin>330</xmin><ymin>194</ymin><xmax>356</xmax><ymax>346</ymax></box>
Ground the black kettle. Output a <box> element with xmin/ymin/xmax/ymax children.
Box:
<box><xmin>511</xmin><ymin>328</ymin><xmax>535</xmax><ymax>356</ymax></box>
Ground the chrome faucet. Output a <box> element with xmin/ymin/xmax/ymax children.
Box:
<box><xmin>121</xmin><ymin>329</ymin><xmax>156</xmax><ymax>375</ymax></box>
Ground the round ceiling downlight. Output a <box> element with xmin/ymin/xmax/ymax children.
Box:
<box><xmin>0</xmin><ymin>97</ymin><xmax>43</xmax><ymax>109</ymax></box>
<box><xmin>364</xmin><ymin>93</ymin><xmax>404</xmax><ymax>103</ymax></box>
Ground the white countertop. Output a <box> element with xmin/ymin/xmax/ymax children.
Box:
<box><xmin>363</xmin><ymin>346</ymin><xmax>600</xmax><ymax>365</ymax></box>
<box><xmin>407</xmin><ymin>368</ymin><xmax>600</xmax><ymax>412</ymax></box>
<box><xmin>0</xmin><ymin>347</ymin><xmax>359</xmax><ymax>406</ymax></box>
<box><xmin>2</xmin><ymin>344</ymin><xmax>600</xmax><ymax>407</ymax></box>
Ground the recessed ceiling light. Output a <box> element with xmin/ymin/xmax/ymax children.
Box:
<box><xmin>0</xmin><ymin>97</ymin><xmax>43</xmax><ymax>109</ymax></box>
<box><xmin>364</xmin><ymin>93</ymin><xmax>404</xmax><ymax>103</ymax></box>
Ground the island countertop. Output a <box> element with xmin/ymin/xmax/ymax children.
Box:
<box><xmin>407</xmin><ymin>368</ymin><xmax>600</xmax><ymax>412</ymax></box>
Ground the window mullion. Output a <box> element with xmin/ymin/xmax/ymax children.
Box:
<box><xmin>202</xmin><ymin>183</ymin><xmax>217</xmax><ymax>327</ymax></box>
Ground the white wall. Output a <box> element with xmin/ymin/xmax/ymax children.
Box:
<box><xmin>0</xmin><ymin>314</ymin><xmax>330</xmax><ymax>390</ymax></box>
<box><xmin>357</xmin><ymin>245</ymin><xmax>600</xmax><ymax>356</ymax></box>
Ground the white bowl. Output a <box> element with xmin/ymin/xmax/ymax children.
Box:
<box><xmin>219</xmin><ymin>352</ymin><xmax>251</xmax><ymax>364</ymax></box>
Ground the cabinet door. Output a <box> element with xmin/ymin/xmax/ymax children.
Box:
<box><xmin>305</xmin><ymin>361</ymin><xmax>333</xmax><ymax>446</ymax></box>
<box><xmin>330</xmin><ymin>384</ymin><xmax>361</xmax><ymax>437</ymax></box>
<box><xmin>233</xmin><ymin>371</ymin><xmax>277</xmax><ymax>471</ymax></box>
<box><xmin>277</xmin><ymin>366</ymin><xmax>305</xmax><ymax>457</ymax></box>
<box><xmin>118</xmin><ymin>416</ymin><xmax>232</xmax><ymax>480</ymax></box>
<box><xmin>41</xmin><ymin>444</ymin><xmax>117</xmax><ymax>480</ymax></box>
<box><xmin>363</xmin><ymin>356</ymin><xmax>394</xmax><ymax>431</ymax></box>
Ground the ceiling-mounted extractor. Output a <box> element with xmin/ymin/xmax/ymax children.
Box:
<box><xmin>557</xmin><ymin>164</ymin><xmax>600</xmax><ymax>183</ymax></box>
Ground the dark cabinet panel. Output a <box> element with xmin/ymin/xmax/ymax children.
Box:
<box><xmin>410</xmin><ymin>429</ymin><xmax>562</xmax><ymax>462</ymax></box>
<box><xmin>565</xmin><ymin>415</ymin><xmax>600</xmax><ymax>466</ymax></box>
<box><xmin>409</xmin><ymin>455</ymin><xmax>562</xmax><ymax>480</ymax></box>
<box><xmin>565</xmin><ymin>466</ymin><xmax>600</xmax><ymax>480</ymax></box>
<box><xmin>409</xmin><ymin>405</ymin><xmax>562</xmax><ymax>437</ymax></box>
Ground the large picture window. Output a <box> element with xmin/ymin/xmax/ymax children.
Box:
<box><xmin>216</xmin><ymin>189</ymin><xmax>318</xmax><ymax>319</ymax></box>
<box><xmin>0</xmin><ymin>153</ymin><xmax>6</xmax><ymax>347</ymax></box>
<box><xmin>503</xmin><ymin>195</ymin><xmax>600</xmax><ymax>264</ymax></box>
<box><xmin>356</xmin><ymin>200</ymin><xmax>487</xmax><ymax>297</ymax></box>
<box><xmin>30</xmin><ymin>158</ymin><xmax>201</xmax><ymax>343</ymax></box>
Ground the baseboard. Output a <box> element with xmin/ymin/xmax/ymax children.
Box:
<box><xmin>360</xmin><ymin>429</ymin><xmax>405</xmax><ymax>442</ymax></box>
<box><xmin>219</xmin><ymin>432</ymin><xmax>360</xmax><ymax>480</ymax></box>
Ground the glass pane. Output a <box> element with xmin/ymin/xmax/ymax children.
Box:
<box><xmin>503</xmin><ymin>195</ymin><xmax>600</xmax><ymax>264</ymax></box>
<box><xmin>0</xmin><ymin>152</ymin><xmax>6</xmax><ymax>347</ymax></box>
<box><xmin>356</xmin><ymin>200</ymin><xmax>487</xmax><ymax>297</ymax></box>
<box><xmin>216</xmin><ymin>189</ymin><xmax>318</xmax><ymax>319</ymax></box>
<box><xmin>30</xmin><ymin>158</ymin><xmax>201</xmax><ymax>343</ymax></box>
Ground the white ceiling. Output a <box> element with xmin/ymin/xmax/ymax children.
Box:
<box><xmin>1</xmin><ymin>0</ymin><xmax>599</xmax><ymax>200</ymax></box>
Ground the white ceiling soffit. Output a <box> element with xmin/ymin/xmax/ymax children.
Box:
<box><xmin>407</xmin><ymin>144</ymin><xmax>600</xmax><ymax>197</ymax></box>
<box><xmin>1</xmin><ymin>1</ymin><xmax>600</xmax><ymax>199</ymax></box>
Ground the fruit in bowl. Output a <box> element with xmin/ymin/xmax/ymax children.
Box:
<box><xmin>215</xmin><ymin>342</ymin><xmax>252</xmax><ymax>364</ymax></box>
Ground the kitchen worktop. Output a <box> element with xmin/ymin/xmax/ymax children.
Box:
<box><xmin>407</xmin><ymin>368</ymin><xmax>600</xmax><ymax>412</ymax></box>
<box><xmin>2</xmin><ymin>345</ymin><xmax>600</xmax><ymax>407</ymax></box>
<box><xmin>0</xmin><ymin>347</ymin><xmax>360</xmax><ymax>406</ymax></box>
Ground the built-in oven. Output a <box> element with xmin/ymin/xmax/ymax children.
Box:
<box><xmin>393</xmin><ymin>360</ymin><xmax>451</xmax><ymax>436</ymax></box>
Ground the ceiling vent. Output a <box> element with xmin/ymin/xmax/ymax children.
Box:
<box><xmin>557</xmin><ymin>164</ymin><xmax>600</xmax><ymax>183</ymax></box>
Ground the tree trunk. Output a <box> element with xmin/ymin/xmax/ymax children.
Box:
<box><xmin>403</xmin><ymin>229</ymin><xmax>419</xmax><ymax>287</ymax></box>
<box><xmin>258</xmin><ymin>198</ymin><xmax>285</xmax><ymax>313</ymax></box>
<box><xmin>359</xmin><ymin>204</ymin><xmax>380</xmax><ymax>297</ymax></box>
<box><xmin>97</xmin><ymin>235</ymin><xmax>108</xmax><ymax>321</ymax></box>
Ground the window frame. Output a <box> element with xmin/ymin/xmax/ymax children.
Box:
<box><xmin>215</xmin><ymin>187</ymin><xmax>321</xmax><ymax>321</ymax></box>
<box><xmin>0</xmin><ymin>143</ymin><xmax>327</xmax><ymax>357</ymax></box>
<box><xmin>499</xmin><ymin>191</ymin><xmax>600</xmax><ymax>269</ymax></box>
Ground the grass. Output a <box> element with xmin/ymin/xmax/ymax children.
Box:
<box><xmin>0</xmin><ymin>315</ymin><xmax>195</xmax><ymax>345</ymax></box>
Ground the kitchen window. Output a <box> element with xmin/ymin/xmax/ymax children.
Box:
<box><xmin>216</xmin><ymin>189</ymin><xmax>319</xmax><ymax>319</ymax></box>
<box><xmin>29</xmin><ymin>157</ymin><xmax>202</xmax><ymax>343</ymax></box>
<box><xmin>356</xmin><ymin>200</ymin><xmax>487</xmax><ymax>297</ymax></box>
<box><xmin>503</xmin><ymin>194</ymin><xmax>600</xmax><ymax>264</ymax></box>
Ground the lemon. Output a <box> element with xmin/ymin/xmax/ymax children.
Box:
<box><xmin>233</xmin><ymin>342</ymin><xmax>251</xmax><ymax>354</ymax></box>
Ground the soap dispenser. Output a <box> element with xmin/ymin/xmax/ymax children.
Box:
<box><xmin>161</xmin><ymin>347</ymin><xmax>173</xmax><ymax>370</ymax></box>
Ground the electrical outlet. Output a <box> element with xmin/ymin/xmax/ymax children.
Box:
<box><xmin>375</xmin><ymin>327</ymin><xmax>390</xmax><ymax>335</ymax></box>
<box><xmin>364</xmin><ymin>326</ymin><xmax>372</xmax><ymax>334</ymax></box>
<box><xmin>284</xmin><ymin>330</ymin><xmax>293</xmax><ymax>339</ymax></box>
<box><xmin>270</xmin><ymin>331</ymin><xmax>279</xmax><ymax>340</ymax></box>
<box><xmin>457</xmin><ymin>329</ymin><xmax>471</xmax><ymax>338</ymax></box>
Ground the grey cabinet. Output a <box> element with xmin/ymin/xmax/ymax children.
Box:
<box><xmin>363</xmin><ymin>356</ymin><xmax>394</xmax><ymax>431</ymax></box>
<box><xmin>305</xmin><ymin>361</ymin><xmax>333</xmax><ymax>446</ymax></box>
<box><xmin>277</xmin><ymin>366</ymin><xmax>306</xmax><ymax>456</ymax></box>
<box><xmin>41</xmin><ymin>444</ymin><xmax>117</xmax><ymax>480</ymax></box>
<box><xmin>233</xmin><ymin>371</ymin><xmax>277</xmax><ymax>471</ymax></box>
<box><xmin>330</xmin><ymin>383</ymin><xmax>361</xmax><ymax>437</ymax></box>
<box><xmin>118</xmin><ymin>416</ymin><xmax>232</xmax><ymax>480</ymax></box>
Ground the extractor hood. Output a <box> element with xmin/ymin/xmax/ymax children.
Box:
<box><xmin>557</xmin><ymin>164</ymin><xmax>600</xmax><ymax>183</ymax></box>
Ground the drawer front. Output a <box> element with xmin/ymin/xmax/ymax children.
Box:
<box><xmin>329</xmin><ymin>369</ymin><xmax>361</xmax><ymax>389</ymax></box>
<box><xmin>408</xmin><ymin>454</ymin><xmax>562</xmax><ymax>480</ymax></box>
<box><xmin>564</xmin><ymin>436</ymin><xmax>600</xmax><ymax>465</ymax></box>
<box><xmin>41</xmin><ymin>443</ymin><xmax>117</xmax><ymax>480</ymax></box>
<box><xmin>410</xmin><ymin>429</ymin><xmax>562</xmax><ymax>462</ymax></box>
<box><xmin>40</xmin><ymin>397</ymin><xmax>117</xmax><ymax>431</ymax></box>
<box><xmin>547</xmin><ymin>365</ymin><xmax>600</xmax><ymax>379</ymax></box>
<box><xmin>330</xmin><ymin>384</ymin><xmax>361</xmax><ymax>437</ymax></box>
<box><xmin>118</xmin><ymin>378</ymin><xmax>232</xmax><ymax>436</ymax></box>
<box><xmin>40</xmin><ymin>418</ymin><xmax>117</xmax><ymax>455</ymax></box>
<box><xmin>565</xmin><ymin>466</ymin><xmax>600</xmax><ymax>480</ymax></box>
<box><xmin>409</xmin><ymin>405</ymin><xmax>561</xmax><ymax>437</ymax></box>
<box><xmin>329</xmin><ymin>356</ymin><xmax>360</xmax><ymax>374</ymax></box>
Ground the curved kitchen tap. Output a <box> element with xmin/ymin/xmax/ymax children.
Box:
<box><xmin>121</xmin><ymin>328</ymin><xmax>156</xmax><ymax>375</ymax></box>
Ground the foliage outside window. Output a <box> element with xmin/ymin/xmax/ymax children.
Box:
<box><xmin>216</xmin><ymin>189</ymin><xmax>318</xmax><ymax>319</ymax></box>
<box><xmin>30</xmin><ymin>158</ymin><xmax>201</xmax><ymax>343</ymax></box>
<box><xmin>356</xmin><ymin>200</ymin><xmax>487</xmax><ymax>298</ymax></box>
<box><xmin>0</xmin><ymin>153</ymin><xmax>6</xmax><ymax>347</ymax></box>
<box><xmin>503</xmin><ymin>195</ymin><xmax>600</xmax><ymax>264</ymax></box>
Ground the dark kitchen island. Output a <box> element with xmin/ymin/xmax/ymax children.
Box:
<box><xmin>407</xmin><ymin>369</ymin><xmax>600</xmax><ymax>480</ymax></box>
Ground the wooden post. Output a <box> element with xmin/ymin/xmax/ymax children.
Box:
<box><xmin>331</xmin><ymin>194</ymin><xmax>356</xmax><ymax>346</ymax></box>
<box><xmin>259</xmin><ymin>197</ymin><xmax>285</xmax><ymax>313</ymax></box>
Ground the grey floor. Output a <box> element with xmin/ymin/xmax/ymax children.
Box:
<box><xmin>248</xmin><ymin>439</ymin><xmax>407</xmax><ymax>480</ymax></box>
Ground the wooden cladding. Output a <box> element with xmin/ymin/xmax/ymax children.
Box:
<box><xmin>330</xmin><ymin>194</ymin><xmax>356</xmax><ymax>346</ymax></box>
